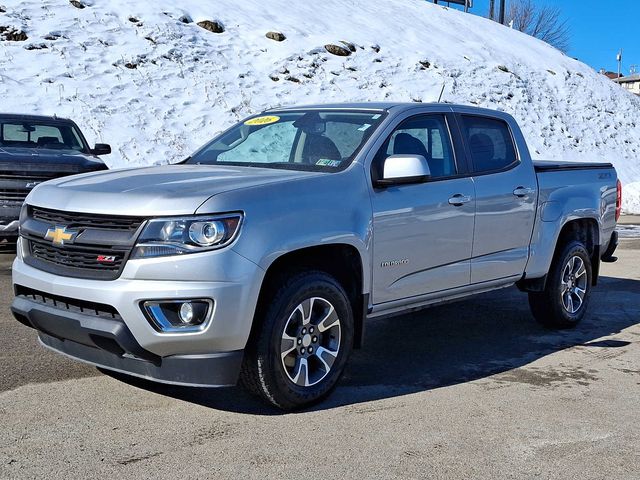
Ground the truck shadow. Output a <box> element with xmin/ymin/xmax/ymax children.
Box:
<box><xmin>105</xmin><ymin>275</ymin><xmax>640</xmax><ymax>415</ymax></box>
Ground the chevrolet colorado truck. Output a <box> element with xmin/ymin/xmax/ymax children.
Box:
<box><xmin>11</xmin><ymin>103</ymin><xmax>621</xmax><ymax>410</ymax></box>
<box><xmin>0</xmin><ymin>114</ymin><xmax>110</xmax><ymax>249</ymax></box>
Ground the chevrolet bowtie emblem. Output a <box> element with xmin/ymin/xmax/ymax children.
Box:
<box><xmin>44</xmin><ymin>226</ymin><xmax>77</xmax><ymax>246</ymax></box>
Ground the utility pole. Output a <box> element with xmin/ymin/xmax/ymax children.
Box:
<box><xmin>489</xmin><ymin>0</ymin><xmax>495</xmax><ymax>20</ymax></box>
<box><xmin>617</xmin><ymin>49</ymin><xmax>623</xmax><ymax>78</ymax></box>
<box><xmin>498</xmin><ymin>0</ymin><xmax>506</xmax><ymax>24</ymax></box>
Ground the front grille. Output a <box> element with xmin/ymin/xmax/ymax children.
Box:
<box><xmin>30</xmin><ymin>242</ymin><xmax>125</xmax><ymax>272</ymax></box>
<box><xmin>0</xmin><ymin>188</ymin><xmax>29</xmax><ymax>203</ymax></box>
<box><xmin>30</xmin><ymin>206</ymin><xmax>144</xmax><ymax>231</ymax></box>
<box><xmin>15</xmin><ymin>285</ymin><xmax>121</xmax><ymax>319</ymax></box>
<box><xmin>23</xmin><ymin>207</ymin><xmax>146</xmax><ymax>280</ymax></box>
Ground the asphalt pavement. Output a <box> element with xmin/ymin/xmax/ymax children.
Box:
<box><xmin>1</xmin><ymin>238</ymin><xmax>639</xmax><ymax>479</ymax></box>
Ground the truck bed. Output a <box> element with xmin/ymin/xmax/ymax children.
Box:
<box><xmin>533</xmin><ymin>160</ymin><xmax>614</xmax><ymax>172</ymax></box>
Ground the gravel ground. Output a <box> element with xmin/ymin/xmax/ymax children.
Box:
<box><xmin>0</xmin><ymin>241</ymin><xmax>639</xmax><ymax>479</ymax></box>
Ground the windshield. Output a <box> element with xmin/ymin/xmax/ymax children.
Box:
<box><xmin>0</xmin><ymin>121</ymin><xmax>87</xmax><ymax>152</ymax></box>
<box><xmin>186</xmin><ymin>110</ymin><xmax>386</xmax><ymax>171</ymax></box>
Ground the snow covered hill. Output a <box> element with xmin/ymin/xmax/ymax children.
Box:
<box><xmin>1</xmin><ymin>0</ymin><xmax>639</xmax><ymax>211</ymax></box>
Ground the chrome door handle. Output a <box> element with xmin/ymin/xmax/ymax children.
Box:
<box><xmin>513</xmin><ymin>187</ymin><xmax>535</xmax><ymax>197</ymax></box>
<box><xmin>448</xmin><ymin>194</ymin><xmax>472</xmax><ymax>206</ymax></box>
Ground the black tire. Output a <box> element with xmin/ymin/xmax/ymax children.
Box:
<box><xmin>239</xmin><ymin>271</ymin><xmax>354</xmax><ymax>410</ymax></box>
<box><xmin>528</xmin><ymin>240</ymin><xmax>592</xmax><ymax>329</ymax></box>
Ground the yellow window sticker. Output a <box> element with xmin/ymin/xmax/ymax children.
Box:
<box><xmin>244</xmin><ymin>115</ymin><xmax>280</xmax><ymax>126</ymax></box>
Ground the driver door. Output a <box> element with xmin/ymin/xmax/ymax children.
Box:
<box><xmin>370</xmin><ymin>113</ymin><xmax>475</xmax><ymax>305</ymax></box>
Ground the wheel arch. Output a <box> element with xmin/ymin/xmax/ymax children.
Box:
<box><xmin>519</xmin><ymin>217</ymin><xmax>600</xmax><ymax>292</ymax></box>
<box><xmin>252</xmin><ymin>244</ymin><xmax>367</xmax><ymax>349</ymax></box>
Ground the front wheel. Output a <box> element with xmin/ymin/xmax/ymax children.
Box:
<box><xmin>240</xmin><ymin>271</ymin><xmax>354</xmax><ymax>410</ymax></box>
<box><xmin>528</xmin><ymin>240</ymin><xmax>592</xmax><ymax>329</ymax></box>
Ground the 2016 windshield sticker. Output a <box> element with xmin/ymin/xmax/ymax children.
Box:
<box><xmin>244</xmin><ymin>115</ymin><xmax>280</xmax><ymax>126</ymax></box>
<box><xmin>316</xmin><ymin>159</ymin><xmax>342</xmax><ymax>167</ymax></box>
<box><xmin>358</xmin><ymin>124</ymin><xmax>371</xmax><ymax>132</ymax></box>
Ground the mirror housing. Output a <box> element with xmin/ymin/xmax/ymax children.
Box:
<box><xmin>376</xmin><ymin>154</ymin><xmax>431</xmax><ymax>187</ymax></box>
<box><xmin>91</xmin><ymin>143</ymin><xmax>112</xmax><ymax>156</ymax></box>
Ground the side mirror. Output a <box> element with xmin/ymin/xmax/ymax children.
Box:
<box><xmin>91</xmin><ymin>143</ymin><xmax>112</xmax><ymax>156</ymax></box>
<box><xmin>376</xmin><ymin>154</ymin><xmax>431</xmax><ymax>187</ymax></box>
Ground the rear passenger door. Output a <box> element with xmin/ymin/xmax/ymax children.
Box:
<box><xmin>458</xmin><ymin>114</ymin><xmax>538</xmax><ymax>284</ymax></box>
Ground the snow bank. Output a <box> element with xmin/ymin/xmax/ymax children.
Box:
<box><xmin>1</xmin><ymin>0</ymin><xmax>639</xmax><ymax>211</ymax></box>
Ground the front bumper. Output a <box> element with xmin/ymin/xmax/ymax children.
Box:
<box><xmin>12</xmin><ymin>295</ymin><xmax>243</xmax><ymax>387</ymax></box>
<box><xmin>11</xmin><ymin>244</ymin><xmax>265</xmax><ymax>386</ymax></box>
<box><xmin>0</xmin><ymin>218</ymin><xmax>19</xmax><ymax>245</ymax></box>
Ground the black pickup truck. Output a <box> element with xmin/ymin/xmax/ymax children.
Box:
<box><xmin>0</xmin><ymin>114</ymin><xmax>110</xmax><ymax>248</ymax></box>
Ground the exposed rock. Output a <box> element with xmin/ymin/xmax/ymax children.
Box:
<box><xmin>419</xmin><ymin>60</ymin><xmax>431</xmax><ymax>69</ymax></box>
<box><xmin>124</xmin><ymin>62</ymin><xmax>137</xmax><ymax>69</ymax></box>
<box><xmin>70</xmin><ymin>0</ymin><xmax>85</xmax><ymax>9</ymax></box>
<box><xmin>25</xmin><ymin>43</ymin><xmax>47</xmax><ymax>50</ymax></box>
<box><xmin>266</xmin><ymin>31</ymin><xmax>286</xmax><ymax>42</ymax></box>
<box><xmin>285</xmin><ymin>75</ymin><xmax>300</xmax><ymax>83</ymax></box>
<box><xmin>128</xmin><ymin>17</ymin><xmax>139</xmax><ymax>23</ymax></box>
<box><xmin>0</xmin><ymin>27</ymin><xmax>28</xmax><ymax>41</ymax></box>
<box><xmin>197</xmin><ymin>20</ymin><xmax>225</xmax><ymax>34</ymax></box>
<box><xmin>44</xmin><ymin>32</ymin><xmax>61</xmax><ymax>40</ymax></box>
<box><xmin>0</xmin><ymin>6</ymin><xmax>6</xmax><ymax>13</ymax></box>
<box><xmin>179</xmin><ymin>15</ymin><xmax>192</xmax><ymax>24</ymax></box>
<box><xmin>324</xmin><ymin>44</ymin><xmax>350</xmax><ymax>57</ymax></box>
<box><xmin>497</xmin><ymin>65</ymin><xmax>509</xmax><ymax>73</ymax></box>
<box><xmin>371</xmin><ymin>44</ymin><xmax>380</xmax><ymax>53</ymax></box>
<box><xmin>269</xmin><ymin>74</ymin><xmax>280</xmax><ymax>82</ymax></box>
<box><xmin>339</xmin><ymin>40</ymin><xmax>355</xmax><ymax>52</ymax></box>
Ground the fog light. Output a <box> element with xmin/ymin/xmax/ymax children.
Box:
<box><xmin>179</xmin><ymin>302</ymin><xmax>194</xmax><ymax>323</ymax></box>
<box><xmin>142</xmin><ymin>299</ymin><xmax>213</xmax><ymax>333</ymax></box>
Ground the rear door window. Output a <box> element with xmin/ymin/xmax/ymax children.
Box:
<box><xmin>461</xmin><ymin>116</ymin><xmax>518</xmax><ymax>173</ymax></box>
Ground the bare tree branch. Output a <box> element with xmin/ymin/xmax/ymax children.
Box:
<box><xmin>507</xmin><ymin>0</ymin><xmax>571</xmax><ymax>52</ymax></box>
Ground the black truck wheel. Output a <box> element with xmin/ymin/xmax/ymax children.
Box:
<box><xmin>240</xmin><ymin>271</ymin><xmax>354</xmax><ymax>410</ymax></box>
<box><xmin>528</xmin><ymin>240</ymin><xmax>592</xmax><ymax>329</ymax></box>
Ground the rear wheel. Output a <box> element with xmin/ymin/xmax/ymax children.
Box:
<box><xmin>240</xmin><ymin>271</ymin><xmax>354</xmax><ymax>410</ymax></box>
<box><xmin>528</xmin><ymin>240</ymin><xmax>592</xmax><ymax>329</ymax></box>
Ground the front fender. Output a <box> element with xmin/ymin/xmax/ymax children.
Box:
<box><xmin>196</xmin><ymin>165</ymin><xmax>374</xmax><ymax>294</ymax></box>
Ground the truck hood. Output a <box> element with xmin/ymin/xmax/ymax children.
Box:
<box><xmin>26</xmin><ymin>164</ymin><xmax>322</xmax><ymax>216</ymax></box>
<box><xmin>0</xmin><ymin>146</ymin><xmax>106</xmax><ymax>177</ymax></box>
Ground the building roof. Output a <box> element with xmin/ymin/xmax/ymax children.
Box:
<box><xmin>603</xmin><ymin>71</ymin><xmax>621</xmax><ymax>80</ymax></box>
<box><xmin>614</xmin><ymin>74</ymin><xmax>640</xmax><ymax>84</ymax></box>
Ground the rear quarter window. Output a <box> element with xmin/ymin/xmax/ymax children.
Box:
<box><xmin>462</xmin><ymin>116</ymin><xmax>518</xmax><ymax>173</ymax></box>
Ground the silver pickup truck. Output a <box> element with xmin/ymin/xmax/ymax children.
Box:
<box><xmin>12</xmin><ymin>103</ymin><xmax>621</xmax><ymax>409</ymax></box>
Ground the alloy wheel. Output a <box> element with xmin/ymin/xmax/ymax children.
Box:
<box><xmin>280</xmin><ymin>297</ymin><xmax>341</xmax><ymax>387</ymax></box>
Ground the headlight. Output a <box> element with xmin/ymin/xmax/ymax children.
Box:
<box><xmin>131</xmin><ymin>213</ymin><xmax>243</xmax><ymax>259</ymax></box>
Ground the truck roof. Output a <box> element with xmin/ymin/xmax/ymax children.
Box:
<box><xmin>0</xmin><ymin>113</ymin><xmax>75</xmax><ymax>124</ymax></box>
<box><xmin>267</xmin><ymin>102</ymin><xmax>512</xmax><ymax>117</ymax></box>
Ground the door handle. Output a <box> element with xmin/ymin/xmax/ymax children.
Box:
<box><xmin>448</xmin><ymin>194</ymin><xmax>472</xmax><ymax>206</ymax></box>
<box><xmin>513</xmin><ymin>186</ymin><xmax>535</xmax><ymax>197</ymax></box>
